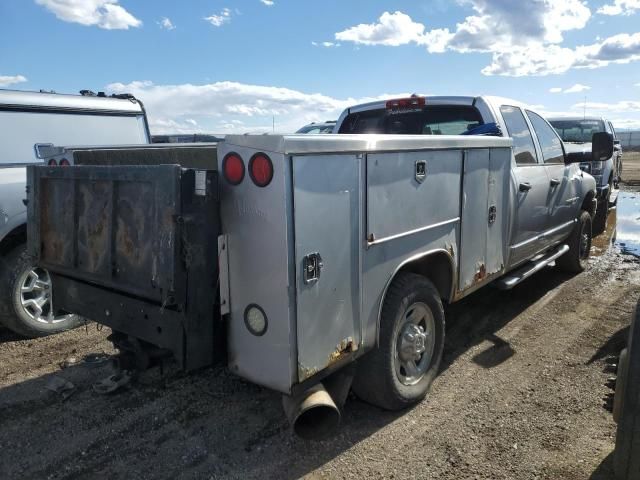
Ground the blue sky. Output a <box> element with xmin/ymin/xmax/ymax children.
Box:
<box><xmin>1</xmin><ymin>0</ymin><xmax>639</xmax><ymax>133</ymax></box>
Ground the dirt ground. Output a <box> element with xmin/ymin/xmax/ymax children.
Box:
<box><xmin>1</xmin><ymin>188</ymin><xmax>640</xmax><ymax>479</ymax></box>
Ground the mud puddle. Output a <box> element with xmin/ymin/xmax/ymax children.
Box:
<box><xmin>592</xmin><ymin>188</ymin><xmax>640</xmax><ymax>258</ymax></box>
<box><xmin>614</xmin><ymin>189</ymin><xmax>640</xmax><ymax>257</ymax></box>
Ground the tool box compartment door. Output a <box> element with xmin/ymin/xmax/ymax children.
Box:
<box><xmin>27</xmin><ymin>164</ymin><xmax>184</xmax><ymax>305</ymax></box>
<box><xmin>292</xmin><ymin>154</ymin><xmax>361</xmax><ymax>382</ymax></box>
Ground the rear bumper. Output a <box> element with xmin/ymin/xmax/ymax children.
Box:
<box><xmin>52</xmin><ymin>274</ymin><xmax>224</xmax><ymax>370</ymax></box>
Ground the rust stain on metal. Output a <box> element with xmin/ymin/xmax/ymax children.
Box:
<box><xmin>299</xmin><ymin>337</ymin><xmax>358</xmax><ymax>381</ymax></box>
<box><xmin>447</xmin><ymin>243</ymin><xmax>455</xmax><ymax>259</ymax></box>
<box><xmin>328</xmin><ymin>337</ymin><xmax>357</xmax><ymax>366</ymax></box>
<box><xmin>473</xmin><ymin>262</ymin><xmax>487</xmax><ymax>283</ymax></box>
<box><xmin>298</xmin><ymin>364</ymin><xmax>319</xmax><ymax>382</ymax></box>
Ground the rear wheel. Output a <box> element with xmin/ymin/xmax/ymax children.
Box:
<box><xmin>0</xmin><ymin>244</ymin><xmax>83</xmax><ymax>338</ymax></box>
<box><xmin>352</xmin><ymin>273</ymin><xmax>445</xmax><ymax>411</ymax></box>
<box><xmin>557</xmin><ymin>210</ymin><xmax>592</xmax><ymax>273</ymax></box>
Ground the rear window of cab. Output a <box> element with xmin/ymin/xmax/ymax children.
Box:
<box><xmin>337</xmin><ymin>106</ymin><xmax>483</xmax><ymax>135</ymax></box>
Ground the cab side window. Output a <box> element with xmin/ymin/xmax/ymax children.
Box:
<box><xmin>526</xmin><ymin>110</ymin><xmax>564</xmax><ymax>164</ymax></box>
<box><xmin>500</xmin><ymin>105</ymin><xmax>538</xmax><ymax>165</ymax></box>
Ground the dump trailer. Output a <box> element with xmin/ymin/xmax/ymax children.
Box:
<box><xmin>29</xmin><ymin>119</ymin><xmax>606</xmax><ymax>438</ymax></box>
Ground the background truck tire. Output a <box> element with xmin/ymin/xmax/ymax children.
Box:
<box><xmin>352</xmin><ymin>273</ymin><xmax>445</xmax><ymax>411</ymax></box>
<box><xmin>0</xmin><ymin>244</ymin><xmax>83</xmax><ymax>338</ymax></box>
<box><xmin>557</xmin><ymin>210</ymin><xmax>592</xmax><ymax>274</ymax></box>
<box><xmin>593</xmin><ymin>182</ymin><xmax>612</xmax><ymax>236</ymax></box>
<box><xmin>592</xmin><ymin>195</ymin><xmax>609</xmax><ymax>236</ymax></box>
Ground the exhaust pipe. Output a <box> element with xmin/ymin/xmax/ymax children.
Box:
<box><xmin>282</xmin><ymin>369</ymin><xmax>354</xmax><ymax>440</ymax></box>
<box><xmin>282</xmin><ymin>383</ymin><xmax>341</xmax><ymax>440</ymax></box>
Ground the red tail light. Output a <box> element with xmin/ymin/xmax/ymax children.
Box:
<box><xmin>249</xmin><ymin>153</ymin><xmax>273</xmax><ymax>188</ymax></box>
<box><xmin>385</xmin><ymin>96</ymin><xmax>425</xmax><ymax>111</ymax></box>
<box><xmin>60</xmin><ymin>158</ymin><xmax>70</xmax><ymax>166</ymax></box>
<box><xmin>48</xmin><ymin>159</ymin><xmax>57</xmax><ymax>166</ymax></box>
<box><xmin>223</xmin><ymin>152</ymin><xmax>245</xmax><ymax>185</ymax></box>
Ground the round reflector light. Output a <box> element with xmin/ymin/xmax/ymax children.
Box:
<box><xmin>249</xmin><ymin>153</ymin><xmax>273</xmax><ymax>187</ymax></box>
<box><xmin>48</xmin><ymin>159</ymin><xmax>57</xmax><ymax>166</ymax></box>
<box><xmin>60</xmin><ymin>158</ymin><xmax>70</xmax><ymax>166</ymax></box>
<box><xmin>223</xmin><ymin>153</ymin><xmax>245</xmax><ymax>185</ymax></box>
<box><xmin>244</xmin><ymin>304</ymin><xmax>268</xmax><ymax>336</ymax></box>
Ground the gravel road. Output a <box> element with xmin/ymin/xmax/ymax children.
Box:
<box><xmin>1</xmin><ymin>188</ymin><xmax>639</xmax><ymax>480</ymax></box>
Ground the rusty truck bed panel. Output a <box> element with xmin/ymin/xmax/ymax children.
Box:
<box><xmin>29</xmin><ymin>165</ymin><xmax>182</xmax><ymax>305</ymax></box>
<box><xmin>27</xmin><ymin>157</ymin><xmax>222</xmax><ymax>370</ymax></box>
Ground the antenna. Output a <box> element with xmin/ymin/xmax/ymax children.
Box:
<box><xmin>583</xmin><ymin>96</ymin><xmax>586</xmax><ymax>120</ymax></box>
<box><xmin>272</xmin><ymin>116</ymin><xmax>275</xmax><ymax>133</ymax></box>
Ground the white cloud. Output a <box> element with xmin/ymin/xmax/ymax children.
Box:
<box><xmin>158</xmin><ymin>17</ymin><xmax>175</xmax><ymax>30</ymax></box>
<box><xmin>336</xmin><ymin>11</ymin><xmax>428</xmax><ymax>47</ymax></box>
<box><xmin>260</xmin><ymin>0</ymin><xmax>274</xmax><ymax>5</ymax></box>
<box><xmin>564</xmin><ymin>83</ymin><xmax>591</xmax><ymax>93</ymax></box>
<box><xmin>35</xmin><ymin>0</ymin><xmax>141</xmax><ymax>29</ymax></box>
<box><xmin>550</xmin><ymin>83</ymin><xmax>591</xmax><ymax>93</ymax></box>
<box><xmin>598</xmin><ymin>0</ymin><xmax>640</xmax><ymax>15</ymax></box>
<box><xmin>0</xmin><ymin>75</ymin><xmax>27</xmax><ymax>87</ymax></box>
<box><xmin>336</xmin><ymin>2</ymin><xmax>590</xmax><ymax>51</ymax></box>
<box><xmin>204</xmin><ymin>8</ymin><xmax>231</xmax><ymax>27</ymax></box>
<box><xmin>573</xmin><ymin>100</ymin><xmax>640</xmax><ymax>112</ymax></box>
<box><xmin>311</xmin><ymin>41</ymin><xmax>341</xmax><ymax>48</ymax></box>
<box><xmin>334</xmin><ymin>2</ymin><xmax>608</xmax><ymax>76</ymax></box>
<box><xmin>106</xmin><ymin>80</ymin><xmax>406</xmax><ymax>134</ymax></box>
<box><xmin>482</xmin><ymin>31</ymin><xmax>640</xmax><ymax>75</ymax></box>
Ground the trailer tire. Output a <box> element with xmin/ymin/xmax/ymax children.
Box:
<box><xmin>0</xmin><ymin>244</ymin><xmax>83</xmax><ymax>338</ymax></box>
<box><xmin>557</xmin><ymin>210</ymin><xmax>592</xmax><ymax>274</ymax></box>
<box><xmin>352</xmin><ymin>273</ymin><xmax>445</xmax><ymax>411</ymax></box>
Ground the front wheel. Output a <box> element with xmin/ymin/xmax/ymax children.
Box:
<box><xmin>593</xmin><ymin>190</ymin><xmax>610</xmax><ymax>236</ymax></box>
<box><xmin>352</xmin><ymin>273</ymin><xmax>445</xmax><ymax>411</ymax></box>
<box><xmin>556</xmin><ymin>210</ymin><xmax>592</xmax><ymax>273</ymax></box>
<box><xmin>0</xmin><ymin>245</ymin><xmax>83</xmax><ymax>338</ymax></box>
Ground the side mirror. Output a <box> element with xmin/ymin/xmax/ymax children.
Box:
<box><xmin>592</xmin><ymin>132</ymin><xmax>614</xmax><ymax>161</ymax></box>
<box><xmin>565</xmin><ymin>152</ymin><xmax>584</xmax><ymax>164</ymax></box>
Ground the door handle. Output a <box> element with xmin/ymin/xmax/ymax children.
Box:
<box><xmin>550</xmin><ymin>178</ymin><xmax>561</xmax><ymax>187</ymax></box>
<box><xmin>519</xmin><ymin>182</ymin><xmax>532</xmax><ymax>192</ymax></box>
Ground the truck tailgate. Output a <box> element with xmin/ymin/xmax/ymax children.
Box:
<box><xmin>28</xmin><ymin>164</ymin><xmax>183</xmax><ymax>304</ymax></box>
<box><xmin>26</xmin><ymin>163</ymin><xmax>222</xmax><ymax>369</ymax></box>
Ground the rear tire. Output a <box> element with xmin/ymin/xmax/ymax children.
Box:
<box><xmin>0</xmin><ymin>244</ymin><xmax>83</xmax><ymax>338</ymax></box>
<box><xmin>352</xmin><ymin>273</ymin><xmax>445</xmax><ymax>411</ymax></box>
<box><xmin>557</xmin><ymin>210</ymin><xmax>592</xmax><ymax>273</ymax></box>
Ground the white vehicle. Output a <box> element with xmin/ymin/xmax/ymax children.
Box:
<box><xmin>0</xmin><ymin>89</ymin><xmax>150</xmax><ymax>337</ymax></box>
<box><xmin>28</xmin><ymin>95</ymin><xmax>607</xmax><ymax>438</ymax></box>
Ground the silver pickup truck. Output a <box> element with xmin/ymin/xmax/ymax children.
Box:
<box><xmin>27</xmin><ymin>95</ymin><xmax>609</xmax><ymax>439</ymax></box>
<box><xmin>0</xmin><ymin>89</ymin><xmax>150</xmax><ymax>337</ymax></box>
<box><xmin>548</xmin><ymin>116</ymin><xmax>623</xmax><ymax>234</ymax></box>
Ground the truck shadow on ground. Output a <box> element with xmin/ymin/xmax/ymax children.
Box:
<box><xmin>0</xmin><ymin>326</ymin><xmax>22</xmax><ymax>343</ymax></box>
<box><xmin>0</xmin><ymin>265</ymin><xmax>579</xmax><ymax>480</ymax></box>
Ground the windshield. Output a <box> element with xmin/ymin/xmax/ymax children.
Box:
<box><xmin>549</xmin><ymin>119</ymin><xmax>605</xmax><ymax>143</ymax></box>
<box><xmin>338</xmin><ymin>106</ymin><xmax>483</xmax><ymax>135</ymax></box>
<box><xmin>296</xmin><ymin>124</ymin><xmax>335</xmax><ymax>134</ymax></box>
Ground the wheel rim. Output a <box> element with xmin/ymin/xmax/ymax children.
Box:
<box><xmin>16</xmin><ymin>266</ymin><xmax>72</xmax><ymax>325</ymax></box>
<box><xmin>394</xmin><ymin>302</ymin><xmax>436</xmax><ymax>386</ymax></box>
